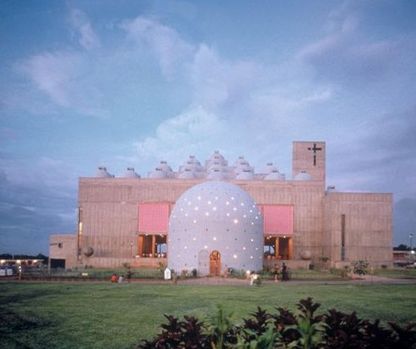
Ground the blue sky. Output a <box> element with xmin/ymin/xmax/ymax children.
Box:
<box><xmin>1</xmin><ymin>0</ymin><xmax>416</xmax><ymax>254</ymax></box>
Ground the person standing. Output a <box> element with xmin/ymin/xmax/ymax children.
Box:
<box><xmin>281</xmin><ymin>263</ymin><xmax>289</xmax><ymax>281</ymax></box>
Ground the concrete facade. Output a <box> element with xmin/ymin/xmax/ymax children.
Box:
<box><xmin>49</xmin><ymin>141</ymin><xmax>393</xmax><ymax>270</ymax></box>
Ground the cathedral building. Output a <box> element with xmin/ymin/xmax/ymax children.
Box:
<box><xmin>49</xmin><ymin>141</ymin><xmax>392</xmax><ymax>273</ymax></box>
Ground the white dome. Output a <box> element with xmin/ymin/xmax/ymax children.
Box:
<box><xmin>123</xmin><ymin>167</ymin><xmax>140</xmax><ymax>178</ymax></box>
<box><xmin>168</xmin><ymin>181</ymin><xmax>264</xmax><ymax>275</ymax></box>
<box><xmin>294</xmin><ymin>170</ymin><xmax>312</xmax><ymax>181</ymax></box>
<box><xmin>96</xmin><ymin>167</ymin><xmax>113</xmax><ymax>178</ymax></box>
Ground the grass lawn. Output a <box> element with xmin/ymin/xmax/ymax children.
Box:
<box><xmin>1</xmin><ymin>281</ymin><xmax>415</xmax><ymax>349</ymax></box>
<box><xmin>373</xmin><ymin>267</ymin><xmax>416</xmax><ymax>279</ymax></box>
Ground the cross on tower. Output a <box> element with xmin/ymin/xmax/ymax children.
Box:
<box><xmin>307</xmin><ymin>143</ymin><xmax>322</xmax><ymax>166</ymax></box>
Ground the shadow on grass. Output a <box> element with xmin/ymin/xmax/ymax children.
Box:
<box><xmin>0</xmin><ymin>307</ymin><xmax>54</xmax><ymax>348</ymax></box>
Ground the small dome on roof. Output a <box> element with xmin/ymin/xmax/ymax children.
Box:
<box><xmin>159</xmin><ymin>161</ymin><xmax>173</xmax><ymax>173</ymax></box>
<box><xmin>180</xmin><ymin>155</ymin><xmax>204</xmax><ymax>173</ymax></box>
<box><xmin>206</xmin><ymin>150</ymin><xmax>227</xmax><ymax>167</ymax></box>
<box><xmin>207</xmin><ymin>169</ymin><xmax>226</xmax><ymax>180</ymax></box>
<box><xmin>123</xmin><ymin>167</ymin><xmax>140</xmax><ymax>178</ymax></box>
<box><xmin>96</xmin><ymin>167</ymin><xmax>113</xmax><ymax>178</ymax></box>
<box><xmin>149</xmin><ymin>167</ymin><xmax>168</xmax><ymax>179</ymax></box>
<box><xmin>294</xmin><ymin>170</ymin><xmax>312</xmax><ymax>181</ymax></box>
<box><xmin>236</xmin><ymin>170</ymin><xmax>254</xmax><ymax>180</ymax></box>
<box><xmin>264</xmin><ymin>170</ymin><xmax>285</xmax><ymax>181</ymax></box>
<box><xmin>263</xmin><ymin>162</ymin><xmax>279</xmax><ymax>174</ymax></box>
<box><xmin>178</xmin><ymin>169</ymin><xmax>196</xmax><ymax>179</ymax></box>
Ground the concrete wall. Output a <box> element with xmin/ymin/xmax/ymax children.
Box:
<box><xmin>49</xmin><ymin>234</ymin><xmax>77</xmax><ymax>269</ymax></box>
<box><xmin>57</xmin><ymin>140</ymin><xmax>392</xmax><ymax>269</ymax></box>
<box><xmin>323</xmin><ymin>192</ymin><xmax>393</xmax><ymax>266</ymax></box>
<box><xmin>76</xmin><ymin>178</ymin><xmax>332</xmax><ymax>267</ymax></box>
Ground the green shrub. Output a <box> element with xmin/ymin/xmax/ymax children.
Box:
<box><xmin>352</xmin><ymin>260</ymin><xmax>369</xmax><ymax>276</ymax></box>
<box><xmin>136</xmin><ymin>298</ymin><xmax>416</xmax><ymax>348</ymax></box>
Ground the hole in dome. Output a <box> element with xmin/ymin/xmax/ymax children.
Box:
<box><xmin>250</xmin><ymin>256</ymin><xmax>253</xmax><ymax>259</ymax></box>
<box><xmin>233</xmin><ymin>219</ymin><xmax>239</xmax><ymax>224</ymax></box>
<box><xmin>205</xmin><ymin>212</ymin><xmax>210</xmax><ymax>216</ymax></box>
<box><xmin>233</xmin><ymin>254</ymin><xmax>237</xmax><ymax>259</ymax></box>
<box><xmin>213</xmin><ymin>237</ymin><xmax>217</xmax><ymax>241</ymax></box>
<box><xmin>233</xmin><ymin>207</ymin><xmax>237</xmax><ymax>211</ymax></box>
<box><xmin>212</xmin><ymin>207</ymin><xmax>217</xmax><ymax>211</ymax></box>
<box><xmin>240</xmin><ymin>202</ymin><xmax>244</xmax><ymax>206</ymax></box>
<box><xmin>226</xmin><ymin>212</ymin><xmax>230</xmax><ymax>216</ymax></box>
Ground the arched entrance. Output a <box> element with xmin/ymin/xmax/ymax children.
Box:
<box><xmin>209</xmin><ymin>250</ymin><xmax>221</xmax><ymax>276</ymax></box>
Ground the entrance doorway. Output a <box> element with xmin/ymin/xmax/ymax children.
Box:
<box><xmin>264</xmin><ymin>236</ymin><xmax>293</xmax><ymax>260</ymax></box>
<box><xmin>209</xmin><ymin>250</ymin><xmax>221</xmax><ymax>276</ymax></box>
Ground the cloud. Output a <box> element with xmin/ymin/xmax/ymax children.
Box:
<box><xmin>18</xmin><ymin>51</ymin><xmax>80</xmax><ymax>108</ymax></box>
<box><xmin>17</xmin><ymin>50</ymin><xmax>109</xmax><ymax>118</ymax></box>
<box><xmin>121</xmin><ymin>16</ymin><xmax>194</xmax><ymax>79</ymax></box>
<box><xmin>135</xmin><ymin>105</ymin><xmax>227</xmax><ymax>168</ymax></box>
<box><xmin>327</xmin><ymin>105</ymin><xmax>416</xmax><ymax>199</ymax></box>
<box><xmin>69</xmin><ymin>8</ymin><xmax>101</xmax><ymax>50</ymax></box>
<box><xmin>0</xmin><ymin>159</ymin><xmax>76</xmax><ymax>254</ymax></box>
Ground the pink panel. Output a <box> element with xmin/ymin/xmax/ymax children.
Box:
<box><xmin>260</xmin><ymin>205</ymin><xmax>293</xmax><ymax>235</ymax></box>
<box><xmin>138</xmin><ymin>203</ymin><xmax>170</xmax><ymax>233</ymax></box>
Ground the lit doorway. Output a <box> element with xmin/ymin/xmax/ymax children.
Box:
<box><xmin>209</xmin><ymin>250</ymin><xmax>221</xmax><ymax>276</ymax></box>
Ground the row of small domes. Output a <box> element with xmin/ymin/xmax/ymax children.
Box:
<box><xmin>95</xmin><ymin>150</ymin><xmax>313</xmax><ymax>181</ymax></box>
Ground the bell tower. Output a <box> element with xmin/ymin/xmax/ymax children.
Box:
<box><xmin>292</xmin><ymin>141</ymin><xmax>326</xmax><ymax>184</ymax></box>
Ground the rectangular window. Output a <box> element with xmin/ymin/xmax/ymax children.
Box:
<box><xmin>137</xmin><ymin>234</ymin><xmax>167</xmax><ymax>258</ymax></box>
<box><xmin>264</xmin><ymin>236</ymin><xmax>292</xmax><ymax>260</ymax></box>
<box><xmin>341</xmin><ymin>214</ymin><xmax>346</xmax><ymax>261</ymax></box>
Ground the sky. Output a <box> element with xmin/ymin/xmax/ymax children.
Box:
<box><xmin>1</xmin><ymin>0</ymin><xmax>416</xmax><ymax>254</ymax></box>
